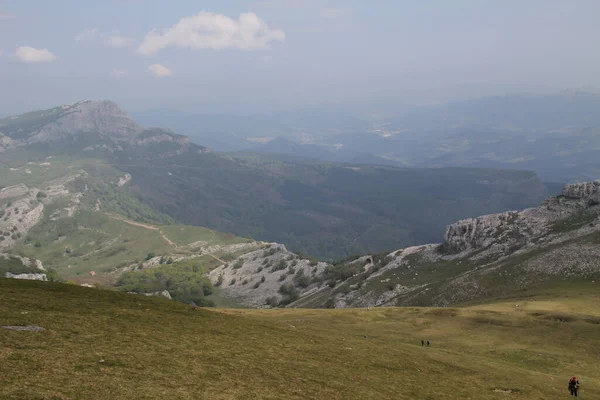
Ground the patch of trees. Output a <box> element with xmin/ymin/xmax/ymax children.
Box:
<box><xmin>116</xmin><ymin>262</ymin><xmax>215</xmax><ymax>307</ymax></box>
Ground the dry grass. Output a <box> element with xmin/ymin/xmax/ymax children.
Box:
<box><xmin>1</xmin><ymin>278</ymin><xmax>599</xmax><ymax>399</ymax></box>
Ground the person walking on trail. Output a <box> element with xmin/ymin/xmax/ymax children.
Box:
<box><xmin>421</xmin><ymin>340</ymin><xmax>424</xmax><ymax>346</ymax></box>
<box><xmin>427</xmin><ymin>340</ymin><xmax>430</xmax><ymax>347</ymax></box>
<box><xmin>568</xmin><ymin>376</ymin><xmax>580</xmax><ymax>397</ymax></box>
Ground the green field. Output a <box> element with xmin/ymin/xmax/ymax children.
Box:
<box><xmin>1</xmin><ymin>278</ymin><xmax>598</xmax><ymax>399</ymax></box>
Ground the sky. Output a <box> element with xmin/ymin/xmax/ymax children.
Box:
<box><xmin>1</xmin><ymin>0</ymin><xmax>600</xmax><ymax>115</ymax></box>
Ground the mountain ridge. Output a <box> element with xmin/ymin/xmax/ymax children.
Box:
<box><xmin>205</xmin><ymin>180</ymin><xmax>600</xmax><ymax>308</ymax></box>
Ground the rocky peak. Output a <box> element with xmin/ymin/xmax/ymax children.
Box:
<box><xmin>442</xmin><ymin>181</ymin><xmax>600</xmax><ymax>255</ymax></box>
<box><xmin>29</xmin><ymin>100</ymin><xmax>142</xmax><ymax>143</ymax></box>
<box><xmin>562</xmin><ymin>181</ymin><xmax>600</xmax><ymax>199</ymax></box>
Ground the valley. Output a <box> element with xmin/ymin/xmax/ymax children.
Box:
<box><xmin>1</xmin><ymin>100</ymin><xmax>599</xmax><ymax>311</ymax></box>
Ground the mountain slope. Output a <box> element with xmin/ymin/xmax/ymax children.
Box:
<box><xmin>211</xmin><ymin>181</ymin><xmax>600</xmax><ymax>308</ymax></box>
<box><xmin>2</xmin><ymin>278</ymin><xmax>599</xmax><ymax>399</ymax></box>
<box><xmin>2</xmin><ymin>100</ymin><xmax>554</xmax><ymax>259</ymax></box>
<box><xmin>0</xmin><ymin>100</ymin><xmax>142</xmax><ymax>144</ymax></box>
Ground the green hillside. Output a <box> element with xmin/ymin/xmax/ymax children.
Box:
<box><xmin>1</xmin><ymin>278</ymin><xmax>599</xmax><ymax>399</ymax></box>
<box><xmin>119</xmin><ymin>152</ymin><xmax>551</xmax><ymax>259</ymax></box>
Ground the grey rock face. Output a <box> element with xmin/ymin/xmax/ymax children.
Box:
<box><xmin>5</xmin><ymin>272</ymin><xmax>47</xmax><ymax>281</ymax></box>
<box><xmin>144</xmin><ymin>290</ymin><xmax>173</xmax><ymax>300</ymax></box>
<box><xmin>562</xmin><ymin>181</ymin><xmax>600</xmax><ymax>200</ymax></box>
<box><xmin>29</xmin><ymin>100</ymin><xmax>142</xmax><ymax>143</ymax></box>
<box><xmin>2</xmin><ymin>325</ymin><xmax>45</xmax><ymax>332</ymax></box>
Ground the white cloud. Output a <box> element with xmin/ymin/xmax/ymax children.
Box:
<box><xmin>107</xmin><ymin>32</ymin><xmax>136</xmax><ymax>48</ymax></box>
<box><xmin>110</xmin><ymin>68</ymin><xmax>128</xmax><ymax>78</ymax></box>
<box><xmin>75</xmin><ymin>29</ymin><xmax>135</xmax><ymax>48</ymax></box>
<box><xmin>137</xmin><ymin>11</ymin><xmax>285</xmax><ymax>56</ymax></box>
<box><xmin>14</xmin><ymin>46</ymin><xmax>57</xmax><ymax>63</ymax></box>
<box><xmin>148</xmin><ymin>63</ymin><xmax>172</xmax><ymax>77</ymax></box>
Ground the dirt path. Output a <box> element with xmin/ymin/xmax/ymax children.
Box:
<box><xmin>105</xmin><ymin>213</ymin><xmax>178</xmax><ymax>248</ymax></box>
<box><xmin>105</xmin><ymin>213</ymin><xmax>159</xmax><ymax>230</ymax></box>
<box><xmin>159</xmin><ymin>231</ymin><xmax>177</xmax><ymax>248</ymax></box>
<box><xmin>206</xmin><ymin>253</ymin><xmax>226</xmax><ymax>264</ymax></box>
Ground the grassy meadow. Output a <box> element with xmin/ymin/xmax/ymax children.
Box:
<box><xmin>1</xmin><ymin>278</ymin><xmax>599</xmax><ymax>400</ymax></box>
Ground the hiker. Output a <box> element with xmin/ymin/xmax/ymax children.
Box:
<box><xmin>421</xmin><ymin>340</ymin><xmax>424</xmax><ymax>346</ymax></box>
<box><xmin>568</xmin><ymin>376</ymin><xmax>580</xmax><ymax>397</ymax></box>
<box><xmin>427</xmin><ymin>340</ymin><xmax>430</xmax><ymax>347</ymax></box>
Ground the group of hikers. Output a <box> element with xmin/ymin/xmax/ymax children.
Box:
<box><xmin>418</xmin><ymin>340</ymin><xmax>581</xmax><ymax>396</ymax></box>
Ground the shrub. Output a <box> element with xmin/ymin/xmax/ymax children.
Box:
<box><xmin>309</xmin><ymin>260</ymin><xmax>318</xmax><ymax>266</ymax></box>
<box><xmin>262</xmin><ymin>258</ymin><xmax>269</xmax><ymax>266</ymax></box>
<box><xmin>339</xmin><ymin>284</ymin><xmax>352</xmax><ymax>294</ymax></box>
<box><xmin>293</xmin><ymin>270</ymin><xmax>310</xmax><ymax>288</ymax></box>
<box><xmin>166</xmin><ymin>257</ymin><xmax>174</xmax><ymax>265</ymax></box>
<box><xmin>271</xmin><ymin>259</ymin><xmax>287</xmax><ymax>272</ymax></box>
<box><xmin>253</xmin><ymin>282</ymin><xmax>261</xmax><ymax>289</ymax></box>
<box><xmin>324</xmin><ymin>298</ymin><xmax>335</xmax><ymax>309</ymax></box>
<box><xmin>242</xmin><ymin>279</ymin><xmax>248</xmax><ymax>285</ymax></box>
<box><xmin>215</xmin><ymin>274</ymin><xmax>224</xmax><ymax>287</ymax></box>
<box><xmin>230</xmin><ymin>278</ymin><xmax>237</xmax><ymax>285</ymax></box>
<box><xmin>36</xmin><ymin>191</ymin><xmax>47</xmax><ymax>199</ymax></box>
<box><xmin>202</xmin><ymin>283</ymin><xmax>213</xmax><ymax>296</ymax></box>
<box><xmin>291</xmin><ymin>260</ymin><xmax>298</xmax><ymax>267</ymax></box>
<box><xmin>146</xmin><ymin>252</ymin><xmax>155</xmax><ymax>261</ymax></box>
<box><xmin>278</xmin><ymin>293</ymin><xmax>299</xmax><ymax>307</ymax></box>
<box><xmin>0</xmin><ymin>236</ymin><xmax>4</xmax><ymax>242</ymax></box>
<box><xmin>195</xmin><ymin>298</ymin><xmax>216</xmax><ymax>307</ymax></box>
<box><xmin>278</xmin><ymin>274</ymin><xmax>287</xmax><ymax>282</ymax></box>
<box><xmin>261</xmin><ymin>276</ymin><xmax>266</xmax><ymax>283</ymax></box>
<box><xmin>233</xmin><ymin>259</ymin><xmax>244</xmax><ymax>269</ymax></box>
<box><xmin>265</xmin><ymin>296</ymin><xmax>279</xmax><ymax>307</ymax></box>
<box><xmin>278</xmin><ymin>283</ymin><xmax>298</xmax><ymax>297</ymax></box>
<box><xmin>257</xmin><ymin>266</ymin><xmax>263</xmax><ymax>273</ymax></box>
<box><xmin>288</xmin><ymin>265</ymin><xmax>296</xmax><ymax>274</ymax></box>
<box><xmin>34</xmin><ymin>241</ymin><xmax>42</xmax><ymax>248</ymax></box>
<box><xmin>327</xmin><ymin>279</ymin><xmax>336</xmax><ymax>288</ymax></box>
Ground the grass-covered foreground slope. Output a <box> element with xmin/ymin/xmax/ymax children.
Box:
<box><xmin>1</xmin><ymin>278</ymin><xmax>599</xmax><ymax>400</ymax></box>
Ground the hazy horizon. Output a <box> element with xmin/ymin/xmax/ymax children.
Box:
<box><xmin>2</xmin><ymin>1</ymin><xmax>600</xmax><ymax>115</ymax></box>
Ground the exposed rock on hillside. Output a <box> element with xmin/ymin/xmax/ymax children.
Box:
<box><xmin>562</xmin><ymin>181</ymin><xmax>600</xmax><ymax>199</ymax></box>
<box><xmin>210</xmin><ymin>182</ymin><xmax>600</xmax><ymax>309</ymax></box>
<box><xmin>27</xmin><ymin>100</ymin><xmax>142</xmax><ymax>143</ymax></box>
<box><xmin>209</xmin><ymin>244</ymin><xmax>328</xmax><ymax>308</ymax></box>
<box><xmin>5</xmin><ymin>272</ymin><xmax>47</xmax><ymax>281</ymax></box>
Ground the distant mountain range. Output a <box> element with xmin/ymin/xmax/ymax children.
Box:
<box><xmin>131</xmin><ymin>90</ymin><xmax>600</xmax><ymax>182</ymax></box>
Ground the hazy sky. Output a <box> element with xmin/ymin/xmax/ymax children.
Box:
<box><xmin>1</xmin><ymin>0</ymin><xmax>599</xmax><ymax>115</ymax></box>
